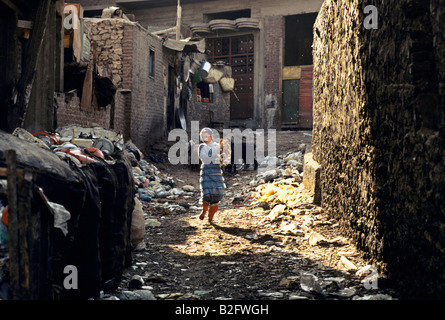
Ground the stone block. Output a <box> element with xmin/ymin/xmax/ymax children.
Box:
<box><xmin>302</xmin><ymin>152</ymin><xmax>321</xmax><ymax>205</ymax></box>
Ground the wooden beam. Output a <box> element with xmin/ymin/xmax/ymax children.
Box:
<box><xmin>175</xmin><ymin>0</ymin><xmax>182</xmax><ymax>40</ymax></box>
<box><xmin>153</xmin><ymin>26</ymin><xmax>176</xmax><ymax>35</ymax></box>
<box><xmin>7</xmin><ymin>150</ymin><xmax>38</xmax><ymax>300</ymax></box>
<box><xmin>10</xmin><ymin>0</ymin><xmax>51</xmax><ymax>129</ymax></box>
<box><xmin>0</xmin><ymin>167</ymin><xmax>24</xmax><ymax>177</ymax></box>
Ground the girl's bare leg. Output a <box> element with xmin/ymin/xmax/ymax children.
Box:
<box><xmin>199</xmin><ymin>202</ymin><xmax>209</xmax><ymax>220</ymax></box>
<box><xmin>208</xmin><ymin>205</ymin><xmax>218</xmax><ymax>223</ymax></box>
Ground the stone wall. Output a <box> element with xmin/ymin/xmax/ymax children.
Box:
<box><xmin>87</xmin><ymin>18</ymin><xmax>125</xmax><ymax>87</ymax></box>
<box><xmin>313</xmin><ymin>0</ymin><xmax>445</xmax><ymax>298</ymax></box>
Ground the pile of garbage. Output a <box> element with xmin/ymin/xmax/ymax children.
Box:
<box><xmin>132</xmin><ymin>160</ymin><xmax>188</xmax><ymax>202</ymax></box>
<box><xmin>241</xmin><ymin>145</ymin><xmax>318</xmax><ymax>224</ymax></box>
<box><xmin>0</xmin><ymin>125</ymin><xmax>138</xmax><ymax>300</ymax></box>
<box><xmin>250</xmin><ymin>148</ymin><xmax>305</xmax><ymax>186</ymax></box>
<box><xmin>25</xmin><ymin>125</ymin><xmax>192</xmax><ymax>250</ymax></box>
<box><xmin>9</xmin><ymin>125</ymin><xmax>129</xmax><ymax>168</ymax></box>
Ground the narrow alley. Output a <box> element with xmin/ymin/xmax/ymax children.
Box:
<box><xmin>105</xmin><ymin>130</ymin><xmax>397</xmax><ymax>301</ymax></box>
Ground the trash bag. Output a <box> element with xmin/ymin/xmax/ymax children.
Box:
<box><xmin>62</xmin><ymin>165</ymin><xmax>102</xmax><ymax>300</ymax></box>
<box><xmin>87</xmin><ymin>155</ymin><xmax>135</xmax><ymax>291</ymax></box>
<box><xmin>0</xmin><ymin>130</ymin><xmax>136</xmax><ymax>299</ymax></box>
<box><xmin>106</xmin><ymin>153</ymin><xmax>135</xmax><ymax>272</ymax></box>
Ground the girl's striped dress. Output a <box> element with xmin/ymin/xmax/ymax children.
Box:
<box><xmin>199</xmin><ymin>142</ymin><xmax>226</xmax><ymax>204</ymax></box>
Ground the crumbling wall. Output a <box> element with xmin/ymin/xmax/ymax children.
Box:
<box><xmin>58</xmin><ymin>17</ymin><xmax>166</xmax><ymax>153</ymax></box>
<box><xmin>87</xmin><ymin>18</ymin><xmax>125</xmax><ymax>87</ymax></box>
<box><xmin>313</xmin><ymin>0</ymin><xmax>445</xmax><ymax>298</ymax></box>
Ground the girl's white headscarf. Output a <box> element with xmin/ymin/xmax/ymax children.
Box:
<box><xmin>199</xmin><ymin>127</ymin><xmax>213</xmax><ymax>142</ymax></box>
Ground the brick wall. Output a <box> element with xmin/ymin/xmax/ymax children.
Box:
<box><xmin>125</xmin><ymin>24</ymin><xmax>165</xmax><ymax>153</ymax></box>
<box><xmin>57</xmin><ymin>17</ymin><xmax>166</xmax><ymax>153</ymax></box>
<box><xmin>56</xmin><ymin>92</ymin><xmax>110</xmax><ymax>128</ymax></box>
<box><xmin>56</xmin><ymin>18</ymin><xmax>127</xmax><ymax>133</ymax></box>
<box><xmin>122</xmin><ymin>0</ymin><xmax>325</xmax><ymax>130</ymax></box>
<box><xmin>121</xmin><ymin>23</ymin><xmax>133</xmax><ymax>89</ymax></box>
<box><xmin>114</xmin><ymin>89</ymin><xmax>131</xmax><ymax>140</ymax></box>
<box><xmin>313</xmin><ymin>0</ymin><xmax>445</xmax><ymax>298</ymax></box>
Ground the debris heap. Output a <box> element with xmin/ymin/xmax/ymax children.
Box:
<box><xmin>0</xmin><ymin>126</ymin><xmax>136</xmax><ymax>300</ymax></box>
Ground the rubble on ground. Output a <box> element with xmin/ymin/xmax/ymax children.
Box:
<box><xmin>106</xmin><ymin>140</ymin><xmax>396</xmax><ymax>301</ymax></box>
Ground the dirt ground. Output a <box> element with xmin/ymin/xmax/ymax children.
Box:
<box><xmin>108</xmin><ymin>130</ymin><xmax>398</xmax><ymax>300</ymax></box>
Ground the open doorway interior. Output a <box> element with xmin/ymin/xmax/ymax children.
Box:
<box><xmin>282</xmin><ymin>12</ymin><xmax>317</xmax><ymax>129</ymax></box>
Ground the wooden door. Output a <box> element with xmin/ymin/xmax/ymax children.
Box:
<box><xmin>207</xmin><ymin>35</ymin><xmax>254</xmax><ymax>119</ymax></box>
<box><xmin>281</xmin><ymin>65</ymin><xmax>313</xmax><ymax>128</ymax></box>
<box><xmin>298</xmin><ymin>65</ymin><xmax>313</xmax><ymax>129</ymax></box>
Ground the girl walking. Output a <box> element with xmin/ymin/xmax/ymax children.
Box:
<box><xmin>198</xmin><ymin>128</ymin><xmax>227</xmax><ymax>223</ymax></box>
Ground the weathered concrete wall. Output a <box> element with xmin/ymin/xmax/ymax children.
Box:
<box><xmin>313</xmin><ymin>0</ymin><xmax>445</xmax><ymax>298</ymax></box>
<box><xmin>263</xmin><ymin>15</ymin><xmax>284</xmax><ymax>129</ymax></box>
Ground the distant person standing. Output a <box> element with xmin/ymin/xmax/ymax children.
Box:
<box><xmin>198</xmin><ymin>128</ymin><xmax>226</xmax><ymax>223</ymax></box>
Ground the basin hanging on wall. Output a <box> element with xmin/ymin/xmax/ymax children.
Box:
<box><xmin>198</xmin><ymin>61</ymin><xmax>211</xmax><ymax>78</ymax></box>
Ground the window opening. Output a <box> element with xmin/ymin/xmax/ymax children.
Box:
<box><xmin>204</xmin><ymin>9</ymin><xmax>251</xmax><ymax>22</ymax></box>
<box><xmin>197</xmin><ymin>82</ymin><xmax>213</xmax><ymax>103</ymax></box>
<box><xmin>284</xmin><ymin>13</ymin><xmax>318</xmax><ymax>66</ymax></box>
<box><xmin>149</xmin><ymin>49</ymin><xmax>155</xmax><ymax>77</ymax></box>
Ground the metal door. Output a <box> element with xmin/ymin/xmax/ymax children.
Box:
<box><xmin>207</xmin><ymin>35</ymin><xmax>254</xmax><ymax>119</ymax></box>
<box><xmin>282</xmin><ymin>79</ymin><xmax>300</xmax><ymax>123</ymax></box>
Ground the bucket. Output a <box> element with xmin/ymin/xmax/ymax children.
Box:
<box><xmin>198</xmin><ymin>61</ymin><xmax>211</xmax><ymax>78</ymax></box>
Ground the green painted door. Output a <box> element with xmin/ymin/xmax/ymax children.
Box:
<box><xmin>282</xmin><ymin>79</ymin><xmax>300</xmax><ymax>123</ymax></box>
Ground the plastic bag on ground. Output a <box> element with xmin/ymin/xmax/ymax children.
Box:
<box><xmin>131</xmin><ymin>197</ymin><xmax>145</xmax><ymax>248</ymax></box>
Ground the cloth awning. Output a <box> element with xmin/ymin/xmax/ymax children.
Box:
<box><xmin>162</xmin><ymin>38</ymin><xmax>206</xmax><ymax>53</ymax></box>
